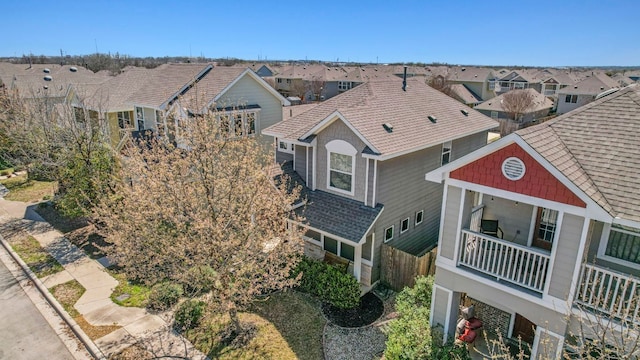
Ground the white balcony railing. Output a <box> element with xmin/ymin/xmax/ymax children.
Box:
<box><xmin>458</xmin><ymin>230</ymin><xmax>551</xmax><ymax>293</ymax></box>
<box><xmin>575</xmin><ymin>264</ymin><xmax>640</xmax><ymax>326</ymax></box>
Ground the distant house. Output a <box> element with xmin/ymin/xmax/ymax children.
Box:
<box><xmin>425</xmin><ymin>84</ymin><xmax>640</xmax><ymax>359</ymax></box>
<box><xmin>75</xmin><ymin>64</ymin><xmax>288</xmax><ymax>148</ymax></box>
<box><xmin>448</xmin><ymin>67</ymin><xmax>498</xmax><ymax>101</ymax></box>
<box><xmin>556</xmin><ymin>72</ymin><xmax>619</xmax><ymax>114</ymax></box>
<box><xmin>450</xmin><ymin>83</ymin><xmax>483</xmax><ymax>107</ymax></box>
<box><xmin>474</xmin><ymin>88</ymin><xmax>553</xmax><ymax>128</ymax></box>
<box><xmin>263</xmin><ymin>77</ymin><xmax>497</xmax><ymax>287</ymax></box>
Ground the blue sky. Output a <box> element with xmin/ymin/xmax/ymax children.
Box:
<box><xmin>3</xmin><ymin>0</ymin><xmax>639</xmax><ymax>67</ymax></box>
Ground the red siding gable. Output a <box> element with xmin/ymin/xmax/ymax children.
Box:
<box><xmin>450</xmin><ymin>143</ymin><xmax>586</xmax><ymax>207</ymax></box>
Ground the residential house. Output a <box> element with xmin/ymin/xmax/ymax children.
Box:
<box><xmin>263</xmin><ymin>77</ymin><xmax>498</xmax><ymax>287</ymax></box>
<box><xmin>450</xmin><ymin>84</ymin><xmax>483</xmax><ymax>107</ymax></box>
<box><xmin>474</xmin><ymin>88</ymin><xmax>553</xmax><ymax>136</ymax></box>
<box><xmin>495</xmin><ymin>70</ymin><xmax>539</xmax><ymax>94</ymax></box>
<box><xmin>448</xmin><ymin>67</ymin><xmax>498</xmax><ymax>101</ymax></box>
<box><xmin>425</xmin><ymin>84</ymin><xmax>640</xmax><ymax>358</ymax></box>
<box><xmin>556</xmin><ymin>72</ymin><xmax>619</xmax><ymax>114</ymax></box>
<box><xmin>76</xmin><ymin>63</ymin><xmax>288</xmax><ymax>148</ymax></box>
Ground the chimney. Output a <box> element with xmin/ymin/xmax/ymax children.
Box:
<box><xmin>402</xmin><ymin>66</ymin><xmax>407</xmax><ymax>91</ymax></box>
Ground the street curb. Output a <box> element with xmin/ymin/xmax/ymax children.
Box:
<box><xmin>0</xmin><ymin>236</ymin><xmax>106</xmax><ymax>360</ymax></box>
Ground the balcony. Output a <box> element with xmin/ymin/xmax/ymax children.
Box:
<box><xmin>458</xmin><ymin>230</ymin><xmax>551</xmax><ymax>294</ymax></box>
<box><xmin>575</xmin><ymin>264</ymin><xmax>640</xmax><ymax>326</ymax></box>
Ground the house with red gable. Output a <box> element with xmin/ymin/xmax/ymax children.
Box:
<box><xmin>425</xmin><ymin>84</ymin><xmax>640</xmax><ymax>358</ymax></box>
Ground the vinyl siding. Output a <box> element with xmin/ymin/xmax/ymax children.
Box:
<box><xmin>548</xmin><ymin>213</ymin><xmax>585</xmax><ymax>300</ymax></box>
<box><xmin>294</xmin><ymin>145</ymin><xmax>307</xmax><ymax>183</ymax></box>
<box><xmin>376</xmin><ymin>145</ymin><xmax>444</xmax><ymax>255</ymax></box>
<box><xmin>315</xmin><ymin>119</ymin><xmax>367</xmax><ymax>201</ymax></box>
<box><xmin>440</xmin><ymin>185</ymin><xmax>462</xmax><ymax>260</ymax></box>
<box><xmin>482</xmin><ymin>198</ymin><xmax>534</xmax><ymax>246</ymax></box>
<box><xmin>216</xmin><ymin>74</ymin><xmax>283</xmax><ymax>146</ymax></box>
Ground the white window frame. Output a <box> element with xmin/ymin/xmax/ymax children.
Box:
<box><xmin>217</xmin><ymin>110</ymin><xmax>260</xmax><ymax>138</ymax></box>
<box><xmin>565</xmin><ymin>94</ymin><xmax>578</xmax><ymax>103</ymax></box>
<box><xmin>338</xmin><ymin>81</ymin><xmax>353</xmax><ymax>91</ymax></box>
<box><xmin>325</xmin><ymin>139</ymin><xmax>357</xmax><ymax>196</ymax></box>
<box><xmin>117</xmin><ymin>111</ymin><xmax>131</xmax><ymax>129</ymax></box>
<box><xmin>384</xmin><ymin>225</ymin><xmax>394</xmax><ymax>243</ymax></box>
<box><xmin>278</xmin><ymin>140</ymin><xmax>295</xmax><ymax>154</ymax></box>
<box><xmin>597</xmin><ymin>223</ymin><xmax>640</xmax><ymax>271</ymax></box>
<box><xmin>135</xmin><ymin>106</ymin><xmax>145</xmax><ymax>130</ymax></box>
<box><xmin>415</xmin><ymin>210</ymin><xmax>424</xmax><ymax>226</ymax></box>
<box><xmin>441</xmin><ymin>141</ymin><xmax>452</xmax><ymax>166</ymax></box>
<box><xmin>400</xmin><ymin>218</ymin><xmax>410</xmax><ymax>234</ymax></box>
<box><xmin>361</xmin><ymin>234</ymin><xmax>374</xmax><ymax>266</ymax></box>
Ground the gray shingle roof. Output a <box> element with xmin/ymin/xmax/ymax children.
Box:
<box><xmin>558</xmin><ymin>72</ymin><xmax>619</xmax><ymax>95</ymax></box>
<box><xmin>265</xmin><ymin>78</ymin><xmax>498</xmax><ymax>157</ymax></box>
<box><xmin>517</xmin><ymin>84</ymin><xmax>640</xmax><ymax>223</ymax></box>
<box><xmin>274</xmin><ymin>162</ymin><xmax>382</xmax><ymax>244</ymax></box>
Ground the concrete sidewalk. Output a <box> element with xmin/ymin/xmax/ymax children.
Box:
<box><xmin>0</xmin><ymin>199</ymin><xmax>207</xmax><ymax>359</ymax></box>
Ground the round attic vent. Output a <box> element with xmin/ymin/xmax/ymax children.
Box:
<box><xmin>502</xmin><ymin>157</ymin><xmax>526</xmax><ymax>181</ymax></box>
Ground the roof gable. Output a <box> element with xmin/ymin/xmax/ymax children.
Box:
<box><xmin>450</xmin><ymin>142</ymin><xmax>586</xmax><ymax>207</ymax></box>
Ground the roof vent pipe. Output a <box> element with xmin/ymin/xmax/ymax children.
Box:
<box><xmin>402</xmin><ymin>66</ymin><xmax>407</xmax><ymax>91</ymax></box>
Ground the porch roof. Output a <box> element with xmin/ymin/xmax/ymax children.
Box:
<box><xmin>274</xmin><ymin>162</ymin><xmax>383</xmax><ymax>244</ymax></box>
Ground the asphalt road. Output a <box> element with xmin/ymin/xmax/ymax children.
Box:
<box><xmin>0</xmin><ymin>249</ymin><xmax>75</xmax><ymax>360</ymax></box>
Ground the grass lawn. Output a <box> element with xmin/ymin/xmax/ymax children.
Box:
<box><xmin>10</xmin><ymin>235</ymin><xmax>64</xmax><ymax>278</ymax></box>
<box><xmin>49</xmin><ymin>279</ymin><xmax>122</xmax><ymax>340</ymax></box>
<box><xmin>110</xmin><ymin>272</ymin><xmax>151</xmax><ymax>308</ymax></box>
<box><xmin>186</xmin><ymin>291</ymin><xmax>325</xmax><ymax>360</ymax></box>
<box><xmin>0</xmin><ymin>174</ymin><xmax>56</xmax><ymax>203</ymax></box>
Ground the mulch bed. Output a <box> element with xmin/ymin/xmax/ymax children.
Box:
<box><xmin>321</xmin><ymin>292</ymin><xmax>384</xmax><ymax>328</ymax></box>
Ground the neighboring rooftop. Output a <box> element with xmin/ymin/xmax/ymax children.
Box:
<box><xmin>517</xmin><ymin>84</ymin><xmax>640</xmax><ymax>223</ymax></box>
<box><xmin>559</xmin><ymin>72</ymin><xmax>619</xmax><ymax>95</ymax></box>
<box><xmin>474</xmin><ymin>88</ymin><xmax>553</xmax><ymax>113</ymax></box>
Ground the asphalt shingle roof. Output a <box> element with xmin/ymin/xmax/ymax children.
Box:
<box><xmin>475</xmin><ymin>88</ymin><xmax>554</xmax><ymax>113</ymax></box>
<box><xmin>517</xmin><ymin>84</ymin><xmax>640</xmax><ymax>223</ymax></box>
<box><xmin>274</xmin><ymin>162</ymin><xmax>382</xmax><ymax>243</ymax></box>
<box><xmin>265</xmin><ymin>78</ymin><xmax>498</xmax><ymax>157</ymax></box>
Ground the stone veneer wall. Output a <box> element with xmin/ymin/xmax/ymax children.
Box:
<box><xmin>469</xmin><ymin>297</ymin><xmax>511</xmax><ymax>338</ymax></box>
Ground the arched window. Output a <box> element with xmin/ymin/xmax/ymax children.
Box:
<box><xmin>325</xmin><ymin>140</ymin><xmax>357</xmax><ymax>195</ymax></box>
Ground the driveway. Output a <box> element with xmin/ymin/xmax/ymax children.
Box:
<box><xmin>0</xmin><ymin>244</ymin><xmax>85</xmax><ymax>360</ymax></box>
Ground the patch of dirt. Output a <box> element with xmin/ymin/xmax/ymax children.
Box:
<box><xmin>109</xmin><ymin>344</ymin><xmax>153</xmax><ymax>360</ymax></box>
<box><xmin>74</xmin><ymin>315</ymin><xmax>122</xmax><ymax>340</ymax></box>
<box><xmin>322</xmin><ymin>292</ymin><xmax>384</xmax><ymax>328</ymax></box>
<box><xmin>49</xmin><ymin>280</ymin><xmax>85</xmax><ymax>317</ymax></box>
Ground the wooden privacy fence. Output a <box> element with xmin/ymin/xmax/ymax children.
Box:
<box><xmin>381</xmin><ymin>244</ymin><xmax>437</xmax><ymax>291</ymax></box>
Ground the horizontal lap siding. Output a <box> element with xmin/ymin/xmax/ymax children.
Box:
<box><xmin>548</xmin><ymin>213</ymin><xmax>585</xmax><ymax>300</ymax></box>
<box><xmin>295</xmin><ymin>145</ymin><xmax>307</xmax><ymax>183</ymax></box>
<box><xmin>316</xmin><ymin>120</ymin><xmax>367</xmax><ymax>201</ymax></box>
<box><xmin>376</xmin><ymin>146</ymin><xmax>443</xmax><ymax>255</ymax></box>
<box><xmin>217</xmin><ymin>75</ymin><xmax>283</xmax><ymax>147</ymax></box>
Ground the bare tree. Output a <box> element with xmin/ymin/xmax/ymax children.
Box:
<box><xmin>307</xmin><ymin>77</ymin><xmax>326</xmax><ymax>102</ymax></box>
<box><xmin>94</xmin><ymin>110</ymin><xmax>304</xmax><ymax>340</ymax></box>
<box><xmin>290</xmin><ymin>80</ymin><xmax>307</xmax><ymax>101</ymax></box>
<box><xmin>501</xmin><ymin>90</ymin><xmax>535</xmax><ymax>122</ymax></box>
<box><xmin>428</xmin><ymin>74</ymin><xmax>454</xmax><ymax>97</ymax></box>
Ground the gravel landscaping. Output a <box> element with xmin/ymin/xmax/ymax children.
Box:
<box><xmin>323</xmin><ymin>286</ymin><xmax>397</xmax><ymax>360</ymax></box>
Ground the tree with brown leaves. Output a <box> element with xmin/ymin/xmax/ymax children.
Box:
<box><xmin>95</xmin><ymin>111</ymin><xmax>304</xmax><ymax>338</ymax></box>
<box><xmin>501</xmin><ymin>89</ymin><xmax>535</xmax><ymax>121</ymax></box>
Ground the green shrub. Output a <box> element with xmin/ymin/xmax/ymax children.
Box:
<box><xmin>383</xmin><ymin>275</ymin><xmax>464</xmax><ymax>360</ymax></box>
<box><xmin>294</xmin><ymin>258</ymin><xmax>360</xmax><ymax>309</ymax></box>
<box><xmin>0</xmin><ymin>168</ymin><xmax>13</xmax><ymax>176</ymax></box>
<box><xmin>181</xmin><ymin>265</ymin><xmax>218</xmax><ymax>296</ymax></box>
<box><xmin>147</xmin><ymin>282</ymin><xmax>183</xmax><ymax>310</ymax></box>
<box><xmin>174</xmin><ymin>300</ymin><xmax>206</xmax><ymax>331</ymax></box>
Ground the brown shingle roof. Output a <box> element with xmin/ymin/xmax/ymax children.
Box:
<box><xmin>517</xmin><ymin>84</ymin><xmax>640</xmax><ymax>222</ymax></box>
<box><xmin>474</xmin><ymin>88</ymin><xmax>553</xmax><ymax>113</ymax></box>
<box><xmin>558</xmin><ymin>72</ymin><xmax>619</xmax><ymax>95</ymax></box>
<box><xmin>265</xmin><ymin>78</ymin><xmax>498</xmax><ymax>157</ymax></box>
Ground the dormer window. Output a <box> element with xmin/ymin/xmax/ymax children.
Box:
<box><xmin>326</xmin><ymin>140</ymin><xmax>357</xmax><ymax>195</ymax></box>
